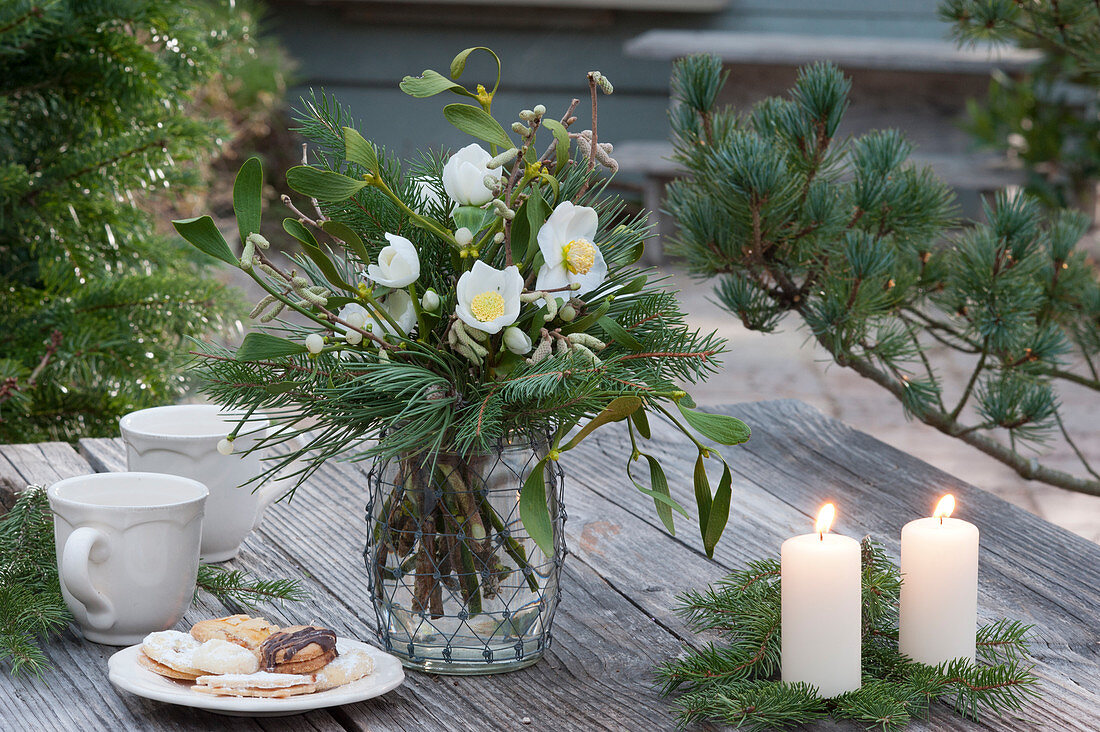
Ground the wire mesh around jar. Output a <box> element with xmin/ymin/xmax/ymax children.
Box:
<box><xmin>363</xmin><ymin>441</ymin><xmax>566</xmax><ymax>673</ymax></box>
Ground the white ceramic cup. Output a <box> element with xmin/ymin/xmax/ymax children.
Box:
<box><xmin>48</xmin><ymin>472</ymin><xmax>208</xmax><ymax>646</ymax></box>
<box><xmin>120</xmin><ymin>404</ymin><xmax>293</xmax><ymax>563</ymax></box>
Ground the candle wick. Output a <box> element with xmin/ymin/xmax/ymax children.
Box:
<box><xmin>818</xmin><ymin>531</ymin><xmax>824</xmax><ymax>541</ymax></box>
<box><xmin>939</xmin><ymin>516</ymin><xmax>943</xmax><ymax>525</ymax></box>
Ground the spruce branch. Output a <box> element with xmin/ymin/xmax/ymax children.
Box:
<box><xmin>195</xmin><ymin>564</ymin><xmax>309</xmax><ymax>612</ymax></box>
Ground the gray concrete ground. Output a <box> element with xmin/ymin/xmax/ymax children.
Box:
<box><xmin>665</xmin><ymin>267</ymin><xmax>1100</xmax><ymax>544</ymax></box>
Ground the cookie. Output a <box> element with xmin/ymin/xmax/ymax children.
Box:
<box><xmin>314</xmin><ymin>649</ymin><xmax>374</xmax><ymax>691</ymax></box>
<box><xmin>191</xmin><ymin>638</ymin><xmax>260</xmax><ymax>675</ymax></box>
<box><xmin>136</xmin><ymin>651</ymin><xmax>200</xmax><ymax>682</ymax></box>
<box><xmin>259</xmin><ymin>625</ymin><xmax>338</xmax><ymax>669</ymax></box>
<box><xmin>191</xmin><ymin>614</ymin><xmax>277</xmax><ymax>650</ymax></box>
<box><xmin>268</xmin><ymin>647</ymin><xmax>337</xmax><ymax>675</ymax></box>
<box><xmin>142</xmin><ymin>630</ymin><xmax>202</xmax><ymax>676</ymax></box>
<box><xmin>192</xmin><ymin>671</ymin><xmax>316</xmax><ymax>698</ymax></box>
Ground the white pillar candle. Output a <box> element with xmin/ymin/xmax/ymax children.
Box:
<box><xmin>899</xmin><ymin>494</ymin><xmax>979</xmax><ymax>665</ymax></box>
<box><xmin>781</xmin><ymin>503</ymin><xmax>862</xmax><ymax>698</ymax></box>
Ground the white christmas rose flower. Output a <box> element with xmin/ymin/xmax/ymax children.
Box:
<box><xmin>367</xmin><ymin>290</ymin><xmax>417</xmax><ymax>337</ymax></box>
<box><xmin>454</xmin><ymin>260</ymin><xmax>523</xmax><ymax>335</ymax></box>
<box><xmin>442</xmin><ymin>144</ymin><xmax>502</xmax><ymax>207</ymax></box>
<box><xmin>534</xmin><ymin>201</ymin><xmax>607</xmax><ymax>296</ymax></box>
<box><xmin>367</xmin><ymin>233</ymin><xmax>420</xmax><ymax>288</ymax></box>
<box><xmin>503</xmin><ymin>326</ymin><xmax>532</xmax><ymax>355</ymax></box>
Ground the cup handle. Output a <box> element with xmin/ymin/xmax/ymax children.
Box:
<box><xmin>61</xmin><ymin>527</ymin><xmax>116</xmax><ymax>631</ymax></box>
<box><xmin>250</xmin><ymin>434</ymin><xmax>308</xmax><ymax>530</ymax></box>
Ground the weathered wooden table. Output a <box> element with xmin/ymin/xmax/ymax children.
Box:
<box><xmin>2</xmin><ymin>400</ymin><xmax>1098</xmax><ymax>731</ymax></box>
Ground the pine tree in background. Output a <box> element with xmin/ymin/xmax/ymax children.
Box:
<box><xmin>940</xmin><ymin>0</ymin><xmax>1100</xmax><ymax>211</ymax></box>
<box><xmin>0</xmin><ymin>1</ymin><xmax>291</xmax><ymax>443</ymax></box>
<box><xmin>667</xmin><ymin>56</ymin><xmax>1100</xmax><ymax>496</ymax></box>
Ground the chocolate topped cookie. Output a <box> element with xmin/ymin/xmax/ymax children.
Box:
<box><xmin>259</xmin><ymin>625</ymin><xmax>338</xmax><ymax>671</ymax></box>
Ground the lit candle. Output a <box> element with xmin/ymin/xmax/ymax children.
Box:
<box><xmin>899</xmin><ymin>494</ymin><xmax>979</xmax><ymax>665</ymax></box>
<box><xmin>781</xmin><ymin>503</ymin><xmax>862</xmax><ymax>697</ymax></box>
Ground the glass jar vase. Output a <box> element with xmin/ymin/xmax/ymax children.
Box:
<box><xmin>364</xmin><ymin>438</ymin><xmax>565</xmax><ymax>674</ymax></box>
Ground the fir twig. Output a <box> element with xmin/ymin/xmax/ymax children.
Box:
<box><xmin>195</xmin><ymin>564</ymin><xmax>309</xmax><ymax>612</ymax></box>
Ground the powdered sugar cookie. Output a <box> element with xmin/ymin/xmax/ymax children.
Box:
<box><xmin>314</xmin><ymin>649</ymin><xmax>374</xmax><ymax>691</ymax></box>
<box><xmin>191</xmin><ymin>638</ymin><xmax>260</xmax><ymax>675</ymax></box>
<box><xmin>192</xmin><ymin>671</ymin><xmax>316</xmax><ymax>698</ymax></box>
<box><xmin>136</xmin><ymin>651</ymin><xmax>199</xmax><ymax>682</ymax></box>
<box><xmin>141</xmin><ymin>630</ymin><xmax>202</xmax><ymax>676</ymax></box>
<box><xmin>191</xmin><ymin>615</ymin><xmax>277</xmax><ymax>649</ymax></box>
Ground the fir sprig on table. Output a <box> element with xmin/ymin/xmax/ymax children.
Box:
<box><xmin>0</xmin><ymin>487</ymin><xmax>306</xmax><ymax>676</ymax></box>
<box><xmin>657</xmin><ymin>539</ymin><xmax>1039</xmax><ymax>731</ymax></box>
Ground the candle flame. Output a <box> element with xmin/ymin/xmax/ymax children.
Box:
<box><xmin>933</xmin><ymin>494</ymin><xmax>955</xmax><ymax>522</ymax></box>
<box><xmin>815</xmin><ymin>503</ymin><xmax>836</xmax><ymax>538</ymax></box>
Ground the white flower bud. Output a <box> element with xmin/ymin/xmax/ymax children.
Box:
<box><xmin>421</xmin><ymin>288</ymin><xmax>441</xmax><ymax>312</ymax></box>
<box><xmin>559</xmin><ymin>304</ymin><xmax>577</xmax><ymax>322</ymax></box>
<box><xmin>533</xmin><ymin>104</ymin><xmax>546</xmax><ymax>116</ymax></box>
<box><xmin>493</xmin><ymin>232</ymin><xmax>505</xmax><ymax>244</ymax></box>
<box><xmin>503</xmin><ymin>326</ymin><xmax>533</xmax><ymax>355</ymax></box>
<box><xmin>344</xmin><ymin>328</ymin><xmax>363</xmax><ymax>346</ymax></box>
<box><xmin>217</xmin><ymin>438</ymin><xmax>234</xmax><ymax>456</ymax></box>
<box><xmin>455</xmin><ymin>227</ymin><xmax>474</xmax><ymax>247</ymax></box>
<box><xmin>305</xmin><ymin>333</ymin><xmax>324</xmax><ymax>354</ymax></box>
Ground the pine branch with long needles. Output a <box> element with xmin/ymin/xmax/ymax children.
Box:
<box><xmin>656</xmin><ymin>538</ymin><xmax>1040</xmax><ymax>731</ymax></box>
<box><xmin>668</xmin><ymin>54</ymin><xmax>1100</xmax><ymax>496</ymax></box>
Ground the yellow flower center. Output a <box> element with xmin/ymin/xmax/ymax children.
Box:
<box><xmin>563</xmin><ymin>238</ymin><xmax>597</xmax><ymax>275</ymax></box>
<box><xmin>470</xmin><ymin>291</ymin><xmax>505</xmax><ymax>322</ymax></box>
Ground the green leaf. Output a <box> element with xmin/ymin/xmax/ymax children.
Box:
<box><xmin>630</xmin><ymin>454</ymin><xmax>688</xmax><ymax>534</ymax></box>
<box><xmin>541</xmin><ymin>118</ymin><xmax>571</xmax><ymax>174</ymax></box>
<box><xmin>285</xmin><ymin>166</ymin><xmax>368</xmax><ymax>202</ymax></box>
<box><xmin>510</xmin><ymin>192</ymin><xmax>551</xmax><ymax>263</ymax></box>
<box><xmin>320</xmin><ymin>220</ymin><xmax>370</xmax><ymax>263</ymax></box>
<box><xmin>399</xmin><ymin>69</ymin><xmax>474</xmax><ymax>99</ymax></box>
<box><xmin>561</xmin><ymin>396</ymin><xmax>642</xmax><ymax>451</ymax></box>
<box><xmin>539</xmin><ymin>171</ymin><xmax>560</xmax><ymax>204</ymax></box>
<box><xmin>453</xmin><ymin>205</ymin><xmax>490</xmax><ymax>235</ymax></box>
<box><xmin>236</xmin><ymin>333</ymin><xmax>307</xmax><ymax>361</ymax></box>
<box><xmin>442</xmin><ymin>104</ymin><xmax>513</xmax><ymax>149</ymax></box>
<box><xmin>233</xmin><ymin>157</ymin><xmax>263</xmax><ymax>246</ymax></box>
<box><xmin>598</xmin><ymin>316</ymin><xmax>644</xmax><ymax>351</ymax></box>
<box><xmin>617</xmin><ymin>275</ymin><xmax>648</xmax><ymax>296</ymax></box>
<box><xmin>693</xmin><ymin>454</ymin><xmax>712</xmax><ymax>544</ymax></box>
<box><xmin>703</xmin><ymin>463</ymin><xmax>733</xmax><ymax>558</ymax></box>
<box><xmin>677</xmin><ymin>405</ymin><xmax>751</xmax><ymax>445</ymax></box>
<box><xmin>342</xmin><ymin>127</ymin><xmax>379</xmax><ymax>174</ymax></box>
<box><xmin>631</xmin><ymin>407</ymin><xmax>651</xmax><ymax>440</ymax></box>
<box><xmin>173</xmin><ymin>216</ymin><xmax>236</xmax><ymax>265</ymax></box>
<box><xmin>283</xmin><ymin>219</ymin><xmax>355</xmax><ymax>293</ymax></box>
<box><xmin>450</xmin><ymin>47</ymin><xmax>500</xmax><ymax>82</ymax></box>
<box><xmin>519</xmin><ymin>458</ymin><xmax>554</xmax><ymax>557</ymax></box>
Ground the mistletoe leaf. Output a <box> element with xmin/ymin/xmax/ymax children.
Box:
<box><xmin>678</xmin><ymin>405</ymin><xmax>751</xmax><ymax>446</ymax></box>
<box><xmin>631</xmin><ymin>407</ymin><xmax>651</xmax><ymax>440</ymax></box>
<box><xmin>450</xmin><ymin>46</ymin><xmax>500</xmax><ymax>82</ymax></box>
<box><xmin>599</xmin><ymin>316</ymin><xmax>644</xmax><ymax>351</ymax></box>
<box><xmin>342</xmin><ymin>127</ymin><xmax>379</xmax><ymax>174</ymax></box>
<box><xmin>628</xmin><ymin>454</ymin><xmax>688</xmax><ymax>534</ymax></box>
<box><xmin>232</xmin><ymin>157</ymin><xmax>263</xmax><ymax>246</ymax></box>
<box><xmin>173</xmin><ymin>216</ymin><xmax>236</xmax><ymax>265</ymax></box>
<box><xmin>283</xmin><ymin>219</ymin><xmax>355</xmax><ymax>293</ymax></box>
<box><xmin>320</xmin><ymin>220</ymin><xmax>370</xmax><ymax>263</ymax></box>
<box><xmin>561</xmin><ymin>395</ymin><xmax>642</xmax><ymax>451</ymax></box>
<box><xmin>703</xmin><ymin>463</ymin><xmax>733</xmax><ymax>557</ymax></box>
<box><xmin>519</xmin><ymin>458</ymin><xmax>554</xmax><ymax>557</ymax></box>
<box><xmin>694</xmin><ymin>453</ymin><xmax>712</xmax><ymax>541</ymax></box>
<box><xmin>541</xmin><ymin>118</ymin><xmax>572</xmax><ymax>174</ymax></box>
<box><xmin>510</xmin><ymin>192</ymin><xmax>551</xmax><ymax>264</ymax></box>
<box><xmin>399</xmin><ymin>69</ymin><xmax>475</xmax><ymax>99</ymax></box>
<box><xmin>285</xmin><ymin>166</ymin><xmax>367</xmax><ymax>202</ymax></box>
<box><xmin>236</xmin><ymin>333</ymin><xmax>307</xmax><ymax>361</ymax></box>
<box><xmin>443</xmin><ymin>103</ymin><xmax>513</xmax><ymax>149</ymax></box>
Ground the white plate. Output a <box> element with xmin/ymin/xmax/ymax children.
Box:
<box><xmin>108</xmin><ymin>637</ymin><xmax>405</xmax><ymax>717</ymax></box>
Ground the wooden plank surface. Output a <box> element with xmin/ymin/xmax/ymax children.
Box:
<box><xmin>1</xmin><ymin>399</ymin><xmax>1098</xmax><ymax>731</ymax></box>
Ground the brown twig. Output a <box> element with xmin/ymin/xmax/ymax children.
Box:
<box><xmin>0</xmin><ymin>330</ymin><xmax>61</xmax><ymax>408</ymax></box>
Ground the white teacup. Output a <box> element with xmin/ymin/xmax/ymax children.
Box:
<box><xmin>49</xmin><ymin>472</ymin><xmax>207</xmax><ymax>645</ymax></box>
<box><xmin>120</xmin><ymin>404</ymin><xmax>291</xmax><ymax>562</ymax></box>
